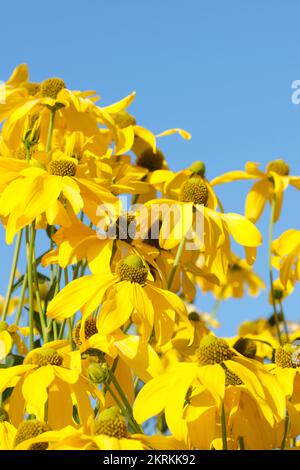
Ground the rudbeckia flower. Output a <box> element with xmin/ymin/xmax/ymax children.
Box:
<box><xmin>1</xmin><ymin>73</ymin><xmax>104</xmax><ymax>150</ymax></box>
<box><xmin>197</xmin><ymin>254</ymin><xmax>265</xmax><ymax>299</ymax></box>
<box><xmin>13</xmin><ymin>407</ymin><xmax>187</xmax><ymax>450</ymax></box>
<box><xmin>41</xmin><ymin>209</ymin><xmax>160</xmax><ymax>278</ymax></box>
<box><xmin>0</xmin><ymin>152</ymin><xmax>119</xmax><ymax>243</ymax></box>
<box><xmin>272</xmin><ymin>229</ymin><xmax>300</xmax><ymax>287</ymax></box>
<box><xmin>0</xmin><ymin>64</ymin><xmax>32</xmax><ymax>123</ymax></box>
<box><xmin>103</xmin><ymin>99</ymin><xmax>191</xmax><ymax>157</ymax></box>
<box><xmin>47</xmin><ymin>254</ymin><xmax>193</xmax><ymax>346</ymax></box>
<box><xmin>268</xmin><ymin>344</ymin><xmax>300</xmax><ymax>441</ymax></box>
<box><xmin>133</xmin><ymin>335</ymin><xmax>285</xmax><ymax>449</ymax></box>
<box><xmin>0</xmin><ymin>408</ymin><xmax>16</xmax><ymax>450</ymax></box>
<box><xmin>0</xmin><ymin>320</ymin><xmax>29</xmax><ymax>360</ymax></box>
<box><xmin>211</xmin><ymin>160</ymin><xmax>300</xmax><ymax>223</ymax></box>
<box><xmin>0</xmin><ymin>341</ymin><xmax>103</xmax><ymax>429</ymax></box>
<box><xmin>146</xmin><ymin>176</ymin><xmax>262</xmax><ymax>281</ymax></box>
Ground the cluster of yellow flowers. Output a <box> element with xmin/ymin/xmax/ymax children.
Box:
<box><xmin>1</xmin><ymin>64</ymin><xmax>300</xmax><ymax>451</ymax></box>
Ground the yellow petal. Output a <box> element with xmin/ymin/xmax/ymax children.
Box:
<box><xmin>97</xmin><ymin>284</ymin><xmax>134</xmax><ymax>335</ymax></box>
<box><xmin>114</xmin><ymin>335</ymin><xmax>163</xmax><ymax>382</ymax></box>
<box><xmin>6</xmin><ymin>64</ymin><xmax>29</xmax><ymax>85</ymax></box>
<box><xmin>0</xmin><ymin>422</ymin><xmax>17</xmax><ymax>450</ymax></box>
<box><xmin>156</xmin><ymin>128</ymin><xmax>191</xmax><ymax>140</ymax></box>
<box><xmin>211</xmin><ymin>171</ymin><xmax>255</xmax><ymax>186</ymax></box>
<box><xmin>221</xmin><ymin>213</ymin><xmax>262</xmax><ymax>247</ymax></box>
<box><xmin>134</xmin><ymin>125</ymin><xmax>156</xmax><ymax>152</ymax></box>
<box><xmin>0</xmin><ymin>330</ymin><xmax>13</xmax><ymax>360</ymax></box>
<box><xmin>47</xmin><ymin>274</ymin><xmax>116</xmax><ymax>320</ymax></box>
<box><xmin>101</xmin><ymin>92</ymin><xmax>136</xmax><ymax>114</ymax></box>
<box><xmin>245</xmin><ymin>180</ymin><xmax>269</xmax><ymax>223</ymax></box>
<box><xmin>22</xmin><ymin>365</ymin><xmax>55</xmax><ymax>420</ymax></box>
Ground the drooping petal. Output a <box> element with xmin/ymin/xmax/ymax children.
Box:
<box><xmin>22</xmin><ymin>365</ymin><xmax>55</xmax><ymax>420</ymax></box>
<box><xmin>221</xmin><ymin>213</ymin><xmax>262</xmax><ymax>247</ymax></box>
<box><xmin>245</xmin><ymin>180</ymin><xmax>269</xmax><ymax>223</ymax></box>
<box><xmin>47</xmin><ymin>274</ymin><xmax>116</xmax><ymax>320</ymax></box>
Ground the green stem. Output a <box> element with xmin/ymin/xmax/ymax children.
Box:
<box><xmin>280</xmin><ymin>412</ymin><xmax>290</xmax><ymax>450</ymax></box>
<box><xmin>107</xmin><ymin>368</ymin><xmax>142</xmax><ymax>434</ymax></box>
<box><xmin>26</xmin><ymin>225</ymin><xmax>36</xmax><ymax>350</ymax></box>
<box><xmin>15</xmin><ymin>272</ymin><xmax>28</xmax><ymax>325</ymax></box>
<box><xmin>2</xmin><ymin>230</ymin><xmax>23</xmax><ymax>321</ymax></box>
<box><xmin>268</xmin><ymin>196</ymin><xmax>283</xmax><ymax>345</ymax></box>
<box><xmin>279</xmin><ymin>300</ymin><xmax>290</xmax><ymax>343</ymax></box>
<box><xmin>221</xmin><ymin>401</ymin><xmax>228</xmax><ymax>450</ymax></box>
<box><xmin>32</xmin><ymin>243</ymin><xmax>48</xmax><ymax>343</ymax></box>
<box><xmin>167</xmin><ymin>237</ymin><xmax>185</xmax><ymax>290</ymax></box>
<box><xmin>58</xmin><ymin>319</ymin><xmax>66</xmax><ymax>339</ymax></box>
<box><xmin>68</xmin><ymin>318</ymin><xmax>73</xmax><ymax>350</ymax></box>
<box><xmin>211</xmin><ymin>288</ymin><xmax>225</xmax><ymax>319</ymax></box>
<box><xmin>46</xmin><ymin>108</ymin><xmax>56</xmax><ymax>153</ymax></box>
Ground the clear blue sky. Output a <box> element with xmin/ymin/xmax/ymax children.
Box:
<box><xmin>1</xmin><ymin>0</ymin><xmax>300</xmax><ymax>336</ymax></box>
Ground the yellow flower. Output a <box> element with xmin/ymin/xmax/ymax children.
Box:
<box><xmin>133</xmin><ymin>335</ymin><xmax>285</xmax><ymax>449</ymax></box>
<box><xmin>272</xmin><ymin>229</ymin><xmax>300</xmax><ymax>287</ymax></box>
<box><xmin>0</xmin><ymin>64</ymin><xmax>31</xmax><ymax>123</ymax></box>
<box><xmin>0</xmin><ymin>295</ymin><xmax>18</xmax><ymax>317</ymax></box>
<box><xmin>81</xmin><ymin>330</ymin><xmax>162</xmax><ymax>384</ymax></box>
<box><xmin>41</xmin><ymin>209</ymin><xmax>160</xmax><ymax>278</ymax></box>
<box><xmin>0</xmin><ymin>321</ymin><xmax>29</xmax><ymax>360</ymax></box>
<box><xmin>47</xmin><ymin>254</ymin><xmax>193</xmax><ymax>346</ymax></box>
<box><xmin>103</xmin><ymin>97</ymin><xmax>191</xmax><ymax>157</ymax></box>
<box><xmin>0</xmin><ymin>154</ymin><xmax>119</xmax><ymax>243</ymax></box>
<box><xmin>268</xmin><ymin>278</ymin><xmax>294</xmax><ymax>304</ymax></box>
<box><xmin>0</xmin><ymin>341</ymin><xmax>103</xmax><ymax>429</ymax></box>
<box><xmin>0</xmin><ymin>409</ymin><xmax>16</xmax><ymax>450</ymax></box>
<box><xmin>197</xmin><ymin>254</ymin><xmax>265</xmax><ymax>299</ymax></box>
<box><xmin>211</xmin><ymin>160</ymin><xmax>300</xmax><ymax>223</ymax></box>
<box><xmin>13</xmin><ymin>408</ymin><xmax>187</xmax><ymax>450</ymax></box>
<box><xmin>146</xmin><ymin>183</ymin><xmax>262</xmax><ymax>282</ymax></box>
<box><xmin>269</xmin><ymin>343</ymin><xmax>300</xmax><ymax>440</ymax></box>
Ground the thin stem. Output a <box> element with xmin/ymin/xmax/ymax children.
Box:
<box><xmin>105</xmin><ymin>381</ymin><xmax>141</xmax><ymax>434</ymax></box>
<box><xmin>2</xmin><ymin>230</ymin><xmax>23</xmax><ymax>321</ymax></box>
<box><xmin>268</xmin><ymin>195</ymin><xmax>283</xmax><ymax>345</ymax></box>
<box><xmin>26</xmin><ymin>225</ymin><xmax>36</xmax><ymax>350</ymax></box>
<box><xmin>167</xmin><ymin>237</ymin><xmax>185</xmax><ymax>290</ymax></box>
<box><xmin>58</xmin><ymin>319</ymin><xmax>67</xmax><ymax>340</ymax></box>
<box><xmin>68</xmin><ymin>318</ymin><xmax>73</xmax><ymax>350</ymax></box>
<box><xmin>15</xmin><ymin>272</ymin><xmax>28</xmax><ymax>325</ymax></box>
<box><xmin>221</xmin><ymin>401</ymin><xmax>228</xmax><ymax>450</ymax></box>
<box><xmin>279</xmin><ymin>299</ymin><xmax>290</xmax><ymax>343</ymax></box>
<box><xmin>53</xmin><ymin>321</ymin><xmax>58</xmax><ymax>340</ymax></box>
<box><xmin>45</xmin><ymin>108</ymin><xmax>56</xmax><ymax>153</ymax></box>
<box><xmin>104</xmin><ymin>382</ymin><xmax>129</xmax><ymax>421</ymax></box>
<box><xmin>211</xmin><ymin>288</ymin><xmax>225</xmax><ymax>320</ymax></box>
<box><xmin>32</xmin><ymin>244</ymin><xmax>48</xmax><ymax>342</ymax></box>
<box><xmin>280</xmin><ymin>412</ymin><xmax>290</xmax><ymax>450</ymax></box>
<box><xmin>56</xmin><ymin>269</ymin><xmax>69</xmax><ymax>340</ymax></box>
<box><xmin>107</xmin><ymin>368</ymin><xmax>142</xmax><ymax>434</ymax></box>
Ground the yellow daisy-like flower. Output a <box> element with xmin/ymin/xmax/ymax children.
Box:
<box><xmin>0</xmin><ymin>321</ymin><xmax>29</xmax><ymax>360</ymax></box>
<box><xmin>12</xmin><ymin>407</ymin><xmax>187</xmax><ymax>450</ymax></box>
<box><xmin>0</xmin><ymin>341</ymin><xmax>103</xmax><ymax>429</ymax></box>
<box><xmin>0</xmin><ymin>153</ymin><xmax>119</xmax><ymax>243</ymax></box>
<box><xmin>268</xmin><ymin>343</ymin><xmax>300</xmax><ymax>440</ymax></box>
<box><xmin>133</xmin><ymin>335</ymin><xmax>285</xmax><ymax>449</ymax></box>
<box><xmin>145</xmin><ymin>180</ymin><xmax>262</xmax><ymax>282</ymax></box>
<box><xmin>272</xmin><ymin>229</ymin><xmax>300</xmax><ymax>287</ymax></box>
<box><xmin>47</xmin><ymin>254</ymin><xmax>193</xmax><ymax>346</ymax></box>
<box><xmin>211</xmin><ymin>160</ymin><xmax>300</xmax><ymax>223</ymax></box>
<box><xmin>0</xmin><ymin>409</ymin><xmax>16</xmax><ymax>450</ymax></box>
<box><xmin>197</xmin><ymin>254</ymin><xmax>265</xmax><ymax>300</ymax></box>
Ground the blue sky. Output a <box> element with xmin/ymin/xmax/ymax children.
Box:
<box><xmin>1</xmin><ymin>0</ymin><xmax>300</xmax><ymax>336</ymax></box>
